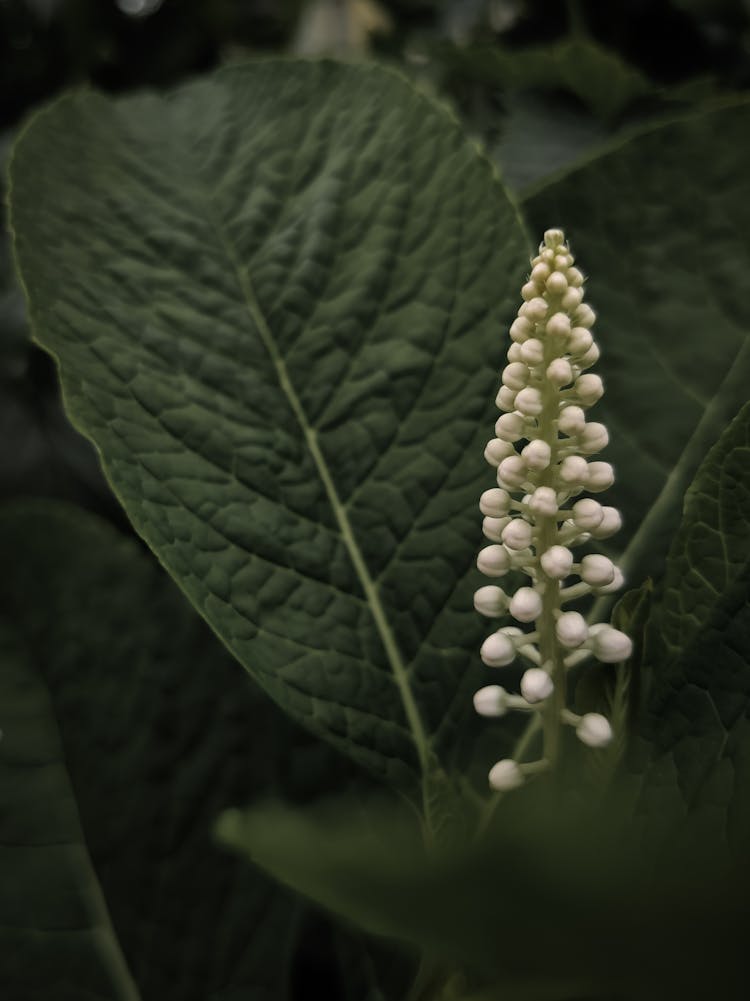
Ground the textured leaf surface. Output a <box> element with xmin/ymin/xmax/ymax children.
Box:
<box><xmin>525</xmin><ymin>100</ymin><xmax>750</xmax><ymax>584</ymax></box>
<box><xmin>9</xmin><ymin>60</ymin><xmax>528</xmax><ymax>791</ymax></box>
<box><xmin>0</xmin><ymin>502</ymin><xmax>311</xmax><ymax>1001</ymax></box>
<box><xmin>635</xmin><ymin>401</ymin><xmax>750</xmax><ymax>849</ymax></box>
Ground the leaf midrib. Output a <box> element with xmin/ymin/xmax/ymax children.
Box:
<box><xmin>207</xmin><ymin>209</ymin><xmax>432</xmax><ymax>779</ymax></box>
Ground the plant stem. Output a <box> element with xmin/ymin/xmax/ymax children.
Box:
<box><xmin>537</xmin><ymin>295</ymin><xmax>566</xmax><ymax>768</ymax></box>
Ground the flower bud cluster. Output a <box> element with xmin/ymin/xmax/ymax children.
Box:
<box><xmin>474</xmin><ymin>229</ymin><xmax>632</xmax><ymax>793</ymax></box>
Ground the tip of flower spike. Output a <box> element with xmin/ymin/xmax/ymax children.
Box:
<box><xmin>543</xmin><ymin>228</ymin><xmax>566</xmax><ymax>248</ymax></box>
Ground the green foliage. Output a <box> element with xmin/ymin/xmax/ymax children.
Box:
<box><xmin>216</xmin><ymin>781</ymin><xmax>750</xmax><ymax>1000</ymax></box>
<box><xmin>6</xmin><ymin>51</ymin><xmax>750</xmax><ymax>1001</ymax></box>
<box><xmin>0</xmin><ymin>501</ymin><xmax>335</xmax><ymax>1001</ymax></box>
<box><xmin>8</xmin><ymin>60</ymin><xmax>529</xmax><ymax>798</ymax></box>
<box><xmin>635</xmin><ymin>401</ymin><xmax>750</xmax><ymax>848</ymax></box>
<box><xmin>434</xmin><ymin>38</ymin><xmax>652</xmax><ymax>122</ymax></box>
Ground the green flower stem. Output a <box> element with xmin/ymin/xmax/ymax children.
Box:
<box><xmin>537</xmin><ymin>293</ymin><xmax>566</xmax><ymax>767</ymax></box>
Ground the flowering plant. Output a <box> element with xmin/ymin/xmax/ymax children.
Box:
<box><xmin>4</xmin><ymin>58</ymin><xmax>750</xmax><ymax>1001</ymax></box>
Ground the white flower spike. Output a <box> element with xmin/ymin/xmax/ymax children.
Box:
<box><xmin>473</xmin><ymin>229</ymin><xmax>632</xmax><ymax>791</ymax></box>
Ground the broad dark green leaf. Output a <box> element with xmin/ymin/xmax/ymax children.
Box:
<box><xmin>9</xmin><ymin>60</ymin><xmax>528</xmax><ymax>795</ymax></box>
<box><xmin>0</xmin><ymin>501</ymin><xmax>329</xmax><ymax>1001</ymax></box>
<box><xmin>524</xmin><ymin>99</ymin><xmax>750</xmax><ymax>586</ymax></box>
<box><xmin>634</xmin><ymin>400</ymin><xmax>750</xmax><ymax>848</ymax></box>
<box><xmin>218</xmin><ymin>784</ymin><xmax>750</xmax><ymax>1001</ymax></box>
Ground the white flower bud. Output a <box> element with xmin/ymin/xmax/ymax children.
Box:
<box><xmin>595</xmin><ymin>566</ymin><xmax>625</xmax><ymax>594</ymax></box>
<box><xmin>477</xmin><ymin>544</ymin><xmax>511</xmax><ymax>577</ymax></box>
<box><xmin>488</xmin><ymin>758</ymin><xmax>524</xmax><ymax>791</ymax></box>
<box><xmin>578</xmin><ymin>422</ymin><xmax>609</xmax><ymax>455</ymax></box>
<box><xmin>509</xmin><ymin>586</ymin><xmax>542</xmax><ymax>623</ymax></box>
<box><xmin>558</xmin><ymin>405</ymin><xmax>586</xmax><ymax>435</ymax></box>
<box><xmin>590</xmin><ymin>506</ymin><xmax>622</xmax><ymax>539</ymax></box>
<box><xmin>520</xmin><ymin>668</ymin><xmax>553</xmax><ymax>703</ymax></box>
<box><xmin>540</xmin><ymin>545</ymin><xmax>573</xmax><ymax>579</ymax></box>
<box><xmin>483</xmin><ymin>516</ymin><xmax>510</xmax><ymax>542</ymax></box>
<box><xmin>507</xmin><ymin>342</ymin><xmax>523</xmax><ymax>363</ymax></box>
<box><xmin>528</xmin><ymin>486</ymin><xmax>558</xmax><ymax>517</ymax></box>
<box><xmin>530</xmin><ymin>262</ymin><xmax>551</xmax><ymax>284</ymax></box>
<box><xmin>580</xmin><ymin>554</ymin><xmax>615</xmax><ymax>586</ymax></box>
<box><xmin>514</xmin><ymin>386</ymin><xmax>543</xmax><ymax>416</ymax></box>
<box><xmin>480</xmin><ymin>630</ymin><xmax>516</xmax><ymax>667</ymax></box>
<box><xmin>567</xmin><ymin>326</ymin><xmax>593</xmax><ymax>355</ymax></box>
<box><xmin>590</xmin><ymin>625</ymin><xmax>633</xmax><ymax>663</ymax></box>
<box><xmin>519</xmin><ymin>338</ymin><xmax>545</xmax><ymax>366</ymax></box>
<box><xmin>546</xmin><ymin>312</ymin><xmax>571</xmax><ymax>338</ymax></box>
<box><xmin>556</xmin><ymin>611</ymin><xmax>588</xmax><ymax>648</ymax></box>
<box><xmin>544</xmin><ymin>228</ymin><xmax>565</xmax><ymax>248</ymax></box>
<box><xmin>546</xmin><ymin>357</ymin><xmax>573</xmax><ymax>387</ymax></box>
<box><xmin>578</xmin><ymin>342</ymin><xmax>601</xmax><ymax>369</ymax></box>
<box><xmin>521</xmin><ymin>439</ymin><xmax>551</xmax><ymax>470</ymax></box>
<box><xmin>473</xmin><ymin>585</ymin><xmax>508</xmax><ymax>617</ymax></box>
<box><xmin>497</xmin><ymin>455</ymin><xmax>527</xmax><ymax>489</ymax></box>
<box><xmin>576</xmin><ymin>712</ymin><xmax>613</xmax><ymax>748</ymax></box>
<box><xmin>484</xmin><ymin>438</ymin><xmax>515</xmax><ymax>466</ymax></box>
<box><xmin>495</xmin><ymin>385</ymin><xmax>517</xmax><ymax>412</ymax></box>
<box><xmin>521</xmin><ymin>281</ymin><xmax>539</xmax><ymax>301</ymax></box>
<box><xmin>574</xmin><ymin>303</ymin><xmax>596</xmax><ymax>328</ymax></box>
<box><xmin>559</xmin><ymin>455</ymin><xmax>589</xmax><ymax>487</ymax></box>
<box><xmin>567</xmin><ymin>266</ymin><xmax>584</xmax><ymax>287</ymax></box>
<box><xmin>571</xmin><ymin>497</ymin><xmax>604</xmax><ymax>531</ymax></box>
<box><xmin>561</xmin><ymin>286</ymin><xmax>583</xmax><ymax>311</ymax></box>
<box><xmin>474</xmin><ymin>685</ymin><xmax>510</xmax><ymax>718</ymax></box>
<box><xmin>479</xmin><ymin>488</ymin><xmax>512</xmax><ymax>518</ymax></box>
<box><xmin>502</xmin><ymin>362</ymin><xmax>530</xmax><ymax>391</ymax></box>
<box><xmin>495</xmin><ymin>412</ymin><xmax>526</xmax><ymax>442</ymax></box>
<box><xmin>575</xmin><ymin>373</ymin><xmax>604</xmax><ymax>406</ymax></box>
<box><xmin>587</xmin><ymin>461</ymin><xmax>615</xmax><ymax>492</ymax></box>
<box><xmin>521</xmin><ymin>297</ymin><xmax>548</xmax><ymax>322</ymax></box>
<box><xmin>546</xmin><ymin>271</ymin><xmax>568</xmax><ymax>295</ymax></box>
<box><xmin>510</xmin><ymin>316</ymin><xmax>533</xmax><ymax>342</ymax></box>
<box><xmin>502</xmin><ymin>518</ymin><xmax>533</xmax><ymax>551</ymax></box>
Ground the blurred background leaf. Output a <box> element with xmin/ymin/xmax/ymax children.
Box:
<box><xmin>0</xmin><ymin>501</ymin><xmax>370</xmax><ymax>1000</ymax></box>
<box><xmin>217</xmin><ymin>778</ymin><xmax>750</xmax><ymax>1001</ymax></box>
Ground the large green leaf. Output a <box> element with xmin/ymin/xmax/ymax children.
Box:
<box><xmin>524</xmin><ymin>100</ymin><xmax>750</xmax><ymax>586</ymax></box>
<box><xmin>0</xmin><ymin>501</ymin><xmax>333</xmax><ymax>1001</ymax></box>
<box><xmin>8</xmin><ymin>60</ymin><xmax>528</xmax><ymax>796</ymax></box>
<box><xmin>634</xmin><ymin>400</ymin><xmax>750</xmax><ymax>847</ymax></box>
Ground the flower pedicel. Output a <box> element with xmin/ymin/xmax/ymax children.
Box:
<box><xmin>474</xmin><ymin>229</ymin><xmax>632</xmax><ymax>791</ymax></box>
